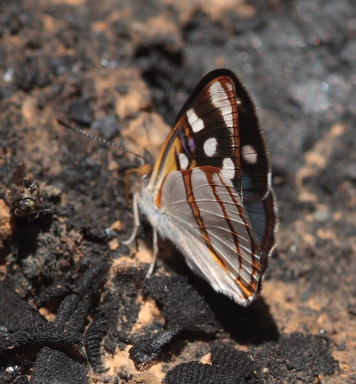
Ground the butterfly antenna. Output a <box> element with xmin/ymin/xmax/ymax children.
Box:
<box><xmin>56</xmin><ymin>119</ymin><xmax>145</xmax><ymax>160</ymax></box>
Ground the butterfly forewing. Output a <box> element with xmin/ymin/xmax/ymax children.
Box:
<box><xmin>139</xmin><ymin>68</ymin><xmax>277</xmax><ymax>305</ymax></box>
<box><xmin>149</xmin><ymin>72</ymin><xmax>242</xmax><ymax>194</ymax></box>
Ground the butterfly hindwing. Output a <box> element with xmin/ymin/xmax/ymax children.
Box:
<box><xmin>243</xmin><ymin>189</ymin><xmax>277</xmax><ymax>275</ymax></box>
<box><xmin>156</xmin><ymin>167</ymin><xmax>261</xmax><ymax>303</ymax></box>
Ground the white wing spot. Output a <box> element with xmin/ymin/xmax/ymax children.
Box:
<box><xmin>222</xmin><ymin>157</ymin><xmax>235</xmax><ymax>179</ymax></box>
<box><xmin>242</xmin><ymin>144</ymin><xmax>258</xmax><ymax>164</ymax></box>
<box><xmin>179</xmin><ymin>153</ymin><xmax>189</xmax><ymax>170</ymax></box>
<box><xmin>187</xmin><ymin>109</ymin><xmax>204</xmax><ymax>133</ymax></box>
<box><xmin>209</xmin><ymin>81</ymin><xmax>233</xmax><ymax>127</ymax></box>
<box><xmin>210</xmin><ymin>81</ymin><xmax>228</xmax><ymax>108</ymax></box>
<box><xmin>203</xmin><ymin>137</ymin><xmax>217</xmax><ymax>157</ymax></box>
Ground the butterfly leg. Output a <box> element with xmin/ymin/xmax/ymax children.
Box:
<box><xmin>120</xmin><ymin>192</ymin><xmax>157</xmax><ymax>278</ymax></box>
<box><xmin>121</xmin><ymin>193</ymin><xmax>141</xmax><ymax>245</ymax></box>
<box><xmin>145</xmin><ymin>226</ymin><xmax>158</xmax><ymax>279</ymax></box>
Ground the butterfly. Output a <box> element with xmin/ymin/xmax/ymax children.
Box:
<box><xmin>122</xmin><ymin>68</ymin><xmax>278</xmax><ymax>306</ymax></box>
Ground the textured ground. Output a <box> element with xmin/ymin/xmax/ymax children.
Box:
<box><xmin>0</xmin><ymin>0</ymin><xmax>355</xmax><ymax>383</ymax></box>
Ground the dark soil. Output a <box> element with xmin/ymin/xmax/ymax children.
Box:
<box><xmin>0</xmin><ymin>0</ymin><xmax>355</xmax><ymax>383</ymax></box>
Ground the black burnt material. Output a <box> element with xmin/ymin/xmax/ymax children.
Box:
<box><xmin>0</xmin><ymin>283</ymin><xmax>46</xmax><ymax>334</ymax></box>
<box><xmin>164</xmin><ymin>343</ymin><xmax>263</xmax><ymax>384</ymax></box>
<box><xmin>31</xmin><ymin>348</ymin><xmax>87</xmax><ymax>384</ymax></box>
<box><xmin>129</xmin><ymin>275</ymin><xmax>219</xmax><ymax>366</ymax></box>
<box><xmin>164</xmin><ymin>335</ymin><xmax>338</xmax><ymax>384</ymax></box>
<box><xmin>85</xmin><ymin>264</ymin><xmax>145</xmax><ymax>373</ymax></box>
<box><xmin>250</xmin><ymin>333</ymin><xmax>339</xmax><ymax>383</ymax></box>
<box><xmin>129</xmin><ymin>274</ymin><xmax>279</xmax><ymax>366</ymax></box>
<box><xmin>0</xmin><ymin>263</ymin><xmax>109</xmax><ymax>384</ymax></box>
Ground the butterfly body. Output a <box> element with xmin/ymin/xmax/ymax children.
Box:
<box><xmin>130</xmin><ymin>69</ymin><xmax>278</xmax><ymax>305</ymax></box>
